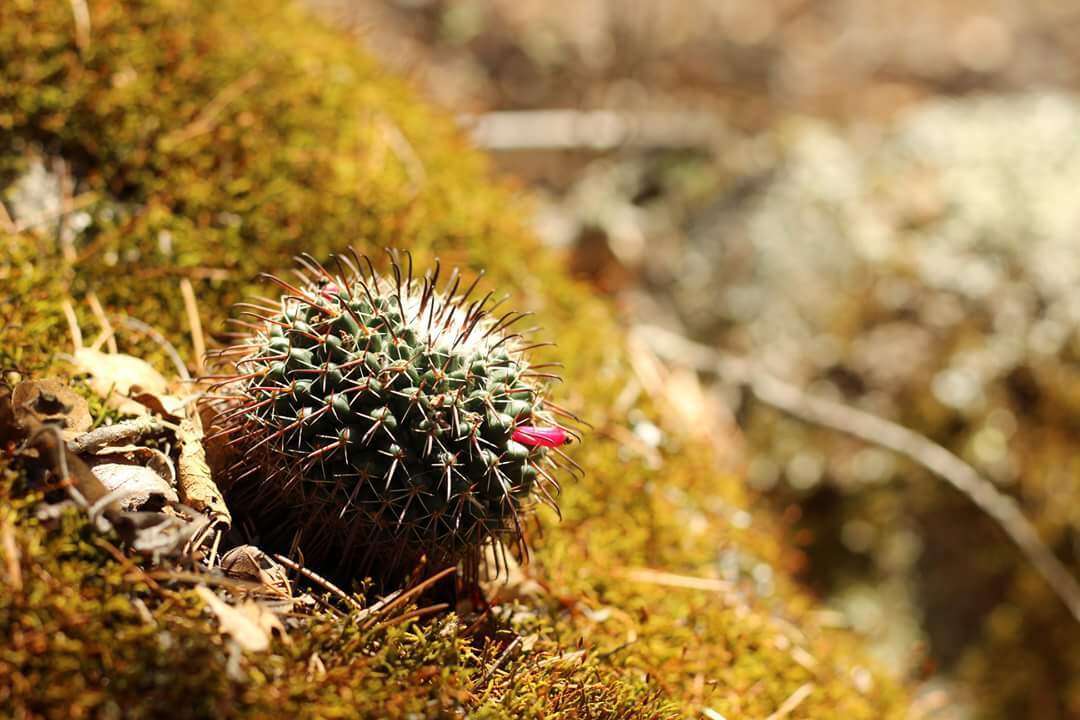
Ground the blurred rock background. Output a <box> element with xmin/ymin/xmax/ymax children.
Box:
<box><xmin>305</xmin><ymin>1</ymin><xmax>1080</xmax><ymax>717</ymax></box>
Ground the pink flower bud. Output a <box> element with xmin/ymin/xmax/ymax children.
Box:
<box><xmin>512</xmin><ymin>425</ymin><xmax>569</xmax><ymax>448</ymax></box>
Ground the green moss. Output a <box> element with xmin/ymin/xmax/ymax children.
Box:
<box><xmin>0</xmin><ymin>1</ymin><xmax>907</xmax><ymax>717</ymax></box>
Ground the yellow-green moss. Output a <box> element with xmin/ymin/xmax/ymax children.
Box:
<box><xmin>0</xmin><ymin>1</ymin><xmax>907</xmax><ymax>717</ymax></box>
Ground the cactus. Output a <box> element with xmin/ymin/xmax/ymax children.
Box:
<box><xmin>206</xmin><ymin>251</ymin><xmax>578</xmax><ymax>583</ymax></box>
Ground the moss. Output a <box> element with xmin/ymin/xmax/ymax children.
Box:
<box><xmin>0</xmin><ymin>1</ymin><xmax>907</xmax><ymax>717</ymax></box>
<box><xmin>0</xmin><ymin>480</ymin><xmax>670</xmax><ymax>719</ymax></box>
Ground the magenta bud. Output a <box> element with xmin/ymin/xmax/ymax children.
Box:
<box><xmin>512</xmin><ymin>425</ymin><xmax>569</xmax><ymax>448</ymax></box>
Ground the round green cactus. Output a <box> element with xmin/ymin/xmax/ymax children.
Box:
<box><xmin>207</xmin><ymin>251</ymin><xmax>577</xmax><ymax>582</ymax></box>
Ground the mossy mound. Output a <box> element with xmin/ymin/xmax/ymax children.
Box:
<box><xmin>0</xmin><ymin>1</ymin><xmax>906</xmax><ymax>717</ymax></box>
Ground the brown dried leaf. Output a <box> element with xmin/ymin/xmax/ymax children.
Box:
<box><xmin>480</xmin><ymin>543</ymin><xmax>545</xmax><ymax>602</ymax></box>
<box><xmin>88</xmin><ymin>444</ymin><xmax>175</xmax><ymax>482</ymax></box>
<box><xmin>11</xmin><ymin>378</ymin><xmax>91</xmax><ymax>439</ymax></box>
<box><xmin>21</xmin><ymin>421</ymin><xmax>204</xmax><ymax>556</ymax></box>
<box><xmin>199</xmin><ymin>398</ymin><xmax>239</xmax><ymax>478</ymax></box>
<box><xmin>71</xmin><ymin>348</ymin><xmax>169</xmax><ymax>415</ymax></box>
<box><xmin>195</xmin><ymin>586</ymin><xmax>288</xmax><ymax>652</ymax></box>
<box><xmin>220</xmin><ymin>545</ymin><xmax>292</xmax><ymax>598</ymax></box>
<box><xmin>87</xmin><ymin>463</ymin><xmax>178</xmax><ymax>510</ymax></box>
<box><xmin>24</xmin><ymin>421</ymin><xmax>114</xmax><ymax>508</ymax></box>
<box><xmin>177</xmin><ymin>409</ymin><xmax>231</xmax><ymax>528</ymax></box>
<box><xmin>130</xmin><ymin>391</ymin><xmax>188</xmax><ymax>422</ymax></box>
<box><xmin>123</xmin><ymin>507</ymin><xmax>209</xmax><ymax>558</ymax></box>
<box><xmin>85</xmin><ymin>445</ymin><xmax>178</xmax><ymax>511</ymax></box>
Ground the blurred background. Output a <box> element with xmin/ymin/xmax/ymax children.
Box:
<box><xmin>307</xmin><ymin>2</ymin><xmax>1080</xmax><ymax>717</ymax></box>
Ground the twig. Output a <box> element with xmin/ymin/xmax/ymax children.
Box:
<box><xmin>207</xmin><ymin>529</ymin><xmax>223</xmax><ymax>568</ymax></box>
<box><xmin>94</xmin><ymin>537</ymin><xmax>172</xmax><ymax>598</ymax></box>
<box><xmin>68</xmin><ymin>0</ymin><xmax>91</xmax><ymax>54</ymax></box>
<box><xmin>0</xmin><ymin>199</ymin><xmax>14</xmax><ymax>233</ymax></box>
<box><xmin>271</xmin><ymin>553</ymin><xmax>364</xmax><ymax>614</ymax></box>
<box><xmin>374</xmin><ymin>602</ymin><xmax>449</xmax><ymax>629</ymax></box>
<box><xmin>148</xmin><ymin>569</ymin><xmax>263</xmax><ymax>594</ymax></box>
<box><xmin>161</xmin><ymin>70</ymin><xmax>262</xmax><ymax>147</ymax></box>
<box><xmin>61</xmin><ymin>299</ymin><xmax>84</xmax><ymax>351</ymax></box>
<box><xmin>133</xmin><ymin>266</ymin><xmax>231</xmax><ymax>281</ymax></box>
<box><xmin>464</xmin><ymin>109</ymin><xmax>720</xmax><ymax>152</ymax></box>
<box><xmin>28</xmin><ymin>424</ymin><xmax>109</xmax><ymax>511</ymax></box>
<box><xmin>376</xmin><ymin>114</ymin><xmax>426</xmax><ymax>196</ymax></box>
<box><xmin>54</xmin><ymin>157</ymin><xmax>79</xmax><ymax>263</ymax></box>
<box><xmin>636</xmin><ymin>324</ymin><xmax>1080</xmax><ymax>627</ymax></box>
<box><xmin>480</xmin><ymin>635</ymin><xmax>522</xmax><ymax>683</ymax></box>
<box><xmin>116</xmin><ymin>315</ymin><xmax>190</xmax><ymax>380</ymax></box>
<box><xmin>765</xmin><ymin>682</ymin><xmax>814</xmax><ymax>720</ymax></box>
<box><xmin>67</xmin><ymin>415</ymin><xmax>169</xmax><ymax>455</ymax></box>
<box><xmin>619</xmin><ymin>567</ymin><xmax>732</xmax><ymax>593</ymax></box>
<box><xmin>186</xmin><ymin>521</ymin><xmax>218</xmax><ymax>560</ymax></box>
<box><xmin>1</xmin><ymin>518</ymin><xmax>22</xmax><ymax>592</ymax></box>
<box><xmin>85</xmin><ymin>292</ymin><xmax>118</xmax><ymax>353</ymax></box>
<box><xmin>179</xmin><ymin>279</ymin><xmax>206</xmax><ymax>374</ymax></box>
<box><xmin>366</xmin><ymin>566</ymin><xmax>456</xmax><ymax>622</ymax></box>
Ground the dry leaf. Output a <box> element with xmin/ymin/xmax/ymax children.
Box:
<box><xmin>72</xmin><ymin>348</ymin><xmax>169</xmax><ymax>415</ymax></box>
<box><xmin>11</xmin><ymin>378</ymin><xmax>91</xmax><ymax>439</ymax></box>
<box><xmin>195</xmin><ymin>586</ymin><xmax>288</xmax><ymax>652</ymax></box>
<box><xmin>124</xmin><ymin>507</ymin><xmax>209</xmax><ymax>558</ymax></box>
<box><xmin>85</xmin><ymin>444</ymin><xmax>179</xmax><ymax>511</ymax></box>
<box><xmin>131</xmin><ymin>391</ymin><xmax>188</xmax><ymax>422</ymax></box>
<box><xmin>22</xmin><ymin>421</ymin><xmax>204</xmax><ymax>557</ymax></box>
<box><xmin>87</xmin><ymin>464</ymin><xmax>177</xmax><ymax>510</ymax></box>
<box><xmin>480</xmin><ymin>543</ymin><xmax>545</xmax><ymax>602</ymax></box>
<box><xmin>220</xmin><ymin>545</ymin><xmax>291</xmax><ymax>598</ymax></box>
<box><xmin>521</xmin><ymin>633</ymin><xmax>539</xmax><ymax>653</ymax></box>
<box><xmin>177</xmin><ymin>409</ymin><xmax>231</xmax><ymax>528</ymax></box>
<box><xmin>88</xmin><ymin>444</ymin><xmax>175</xmax><ymax>482</ymax></box>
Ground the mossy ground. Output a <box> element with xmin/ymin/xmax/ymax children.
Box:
<box><xmin>0</xmin><ymin>1</ymin><xmax>907</xmax><ymax>717</ymax></box>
